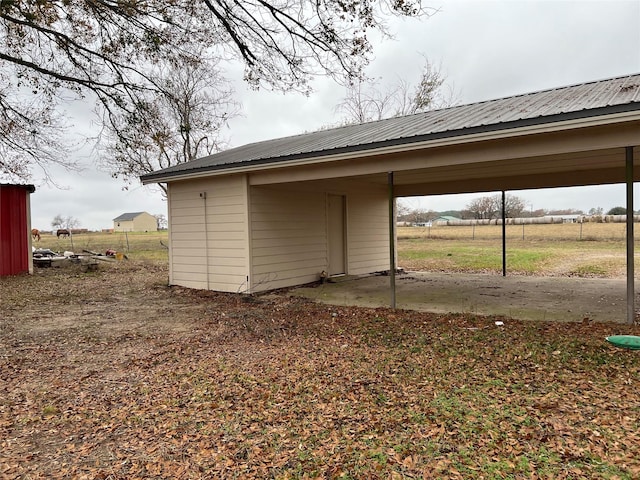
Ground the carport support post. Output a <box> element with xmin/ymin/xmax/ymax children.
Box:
<box><xmin>502</xmin><ymin>191</ymin><xmax>506</xmax><ymax>277</ymax></box>
<box><xmin>388</xmin><ymin>172</ymin><xmax>396</xmax><ymax>309</ymax></box>
<box><xmin>626</xmin><ymin>147</ymin><xmax>634</xmax><ymax>324</ymax></box>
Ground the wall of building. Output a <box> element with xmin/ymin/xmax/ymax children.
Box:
<box><xmin>0</xmin><ymin>184</ymin><xmax>33</xmax><ymax>276</ymax></box>
<box><xmin>249</xmin><ymin>186</ymin><xmax>327</xmax><ymax>291</ymax></box>
<box><xmin>133</xmin><ymin>212</ymin><xmax>158</xmax><ymax>232</ymax></box>
<box><xmin>249</xmin><ymin>180</ymin><xmax>389</xmax><ymax>292</ymax></box>
<box><xmin>346</xmin><ymin>189</ymin><xmax>390</xmax><ymax>275</ymax></box>
<box><xmin>168</xmin><ymin>175</ymin><xmax>249</xmax><ymax>292</ymax></box>
<box><xmin>113</xmin><ymin>220</ymin><xmax>134</xmax><ymax>232</ymax></box>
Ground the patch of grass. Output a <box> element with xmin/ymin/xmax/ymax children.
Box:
<box><xmin>42</xmin><ymin>405</ymin><xmax>59</xmax><ymax>417</ymax></box>
<box><xmin>398</xmin><ymin>235</ymin><xmax>628</xmax><ymax>277</ymax></box>
<box><xmin>570</xmin><ymin>264</ymin><xmax>610</xmax><ymax>277</ymax></box>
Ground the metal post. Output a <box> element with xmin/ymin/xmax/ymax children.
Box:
<box><xmin>626</xmin><ymin>147</ymin><xmax>635</xmax><ymax>324</ymax></box>
<box><xmin>388</xmin><ymin>172</ymin><xmax>396</xmax><ymax>309</ymax></box>
<box><xmin>502</xmin><ymin>191</ymin><xmax>506</xmax><ymax>277</ymax></box>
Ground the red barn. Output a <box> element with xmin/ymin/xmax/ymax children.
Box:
<box><xmin>0</xmin><ymin>184</ymin><xmax>35</xmax><ymax>276</ymax></box>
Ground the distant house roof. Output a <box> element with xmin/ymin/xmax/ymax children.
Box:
<box><xmin>141</xmin><ymin>73</ymin><xmax>640</xmax><ymax>184</ymax></box>
<box><xmin>113</xmin><ymin>212</ymin><xmax>147</xmax><ymax>222</ymax></box>
<box><xmin>437</xmin><ymin>216</ymin><xmax>461</xmax><ymax>222</ymax></box>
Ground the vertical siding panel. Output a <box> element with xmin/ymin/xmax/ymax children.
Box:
<box><xmin>0</xmin><ymin>185</ymin><xmax>33</xmax><ymax>276</ymax></box>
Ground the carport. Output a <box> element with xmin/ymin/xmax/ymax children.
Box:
<box><xmin>142</xmin><ymin>73</ymin><xmax>640</xmax><ymax>323</ymax></box>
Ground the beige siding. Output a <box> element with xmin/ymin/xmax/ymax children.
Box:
<box><xmin>114</xmin><ymin>220</ymin><xmax>135</xmax><ymax>232</ymax></box>
<box><xmin>132</xmin><ymin>212</ymin><xmax>158</xmax><ymax>232</ymax></box>
<box><xmin>168</xmin><ymin>176</ymin><xmax>249</xmax><ymax>293</ymax></box>
<box><xmin>345</xmin><ymin>187</ymin><xmax>390</xmax><ymax>275</ymax></box>
<box><xmin>250</xmin><ymin>186</ymin><xmax>327</xmax><ymax>291</ymax></box>
<box><xmin>249</xmin><ymin>182</ymin><xmax>389</xmax><ymax>292</ymax></box>
<box><xmin>113</xmin><ymin>212</ymin><xmax>157</xmax><ymax>232</ymax></box>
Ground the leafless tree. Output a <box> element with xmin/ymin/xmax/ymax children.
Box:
<box><xmin>154</xmin><ymin>214</ymin><xmax>168</xmax><ymax>230</ymax></box>
<box><xmin>466</xmin><ymin>193</ymin><xmax>526</xmax><ymax>219</ymax></box>
<box><xmin>51</xmin><ymin>214</ymin><xmax>81</xmax><ymax>230</ymax></box>
<box><xmin>336</xmin><ymin>59</ymin><xmax>456</xmax><ymax>123</ymax></box>
<box><xmin>496</xmin><ymin>194</ymin><xmax>526</xmax><ymax>218</ymax></box>
<box><xmin>466</xmin><ymin>196</ymin><xmax>498</xmax><ymax>219</ymax></box>
<box><xmin>100</xmin><ymin>54</ymin><xmax>239</xmax><ymax>196</ymax></box>
<box><xmin>0</xmin><ymin>1</ymin><xmax>435</xmax><ymax>182</ymax></box>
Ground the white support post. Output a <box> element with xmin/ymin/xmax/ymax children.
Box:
<box><xmin>388</xmin><ymin>172</ymin><xmax>396</xmax><ymax>309</ymax></box>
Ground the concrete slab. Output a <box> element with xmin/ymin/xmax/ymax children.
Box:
<box><xmin>289</xmin><ymin>271</ymin><xmax>636</xmax><ymax>323</ymax></box>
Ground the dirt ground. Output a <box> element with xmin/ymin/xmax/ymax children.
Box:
<box><xmin>290</xmin><ymin>271</ymin><xmax>636</xmax><ymax>323</ymax></box>
<box><xmin>3</xmin><ymin>261</ymin><xmax>640</xmax><ymax>478</ymax></box>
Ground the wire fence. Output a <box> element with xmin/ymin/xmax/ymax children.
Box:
<box><xmin>397</xmin><ymin>222</ymin><xmax>635</xmax><ymax>242</ymax></box>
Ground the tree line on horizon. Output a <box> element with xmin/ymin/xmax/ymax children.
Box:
<box><xmin>398</xmin><ymin>194</ymin><xmax>629</xmax><ymax>224</ymax></box>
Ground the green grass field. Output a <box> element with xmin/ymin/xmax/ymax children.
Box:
<box><xmin>398</xmin><ymin>223</ymin><xmax>633</xmax><ymax>277</ymax></box>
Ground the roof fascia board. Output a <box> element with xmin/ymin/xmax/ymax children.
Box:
<box><xmin>141</xmin><ymin>110</ymin><xmax>640</xmax><ymax>185</ymax></box>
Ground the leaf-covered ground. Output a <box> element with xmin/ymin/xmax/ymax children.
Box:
<box><xmin>1</xmin><ymin>262</ymin><xmax>640</xmax><ymax>479</ymax></box>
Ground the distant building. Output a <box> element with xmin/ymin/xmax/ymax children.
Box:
<box><xmin>113</xmin><ymin>212</ymin><xmax>157</xmax><ymax>232</ymax></box>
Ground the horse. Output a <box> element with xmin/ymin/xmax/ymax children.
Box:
<box><xmin>31</xmin><ymin>228</ymin><xmax>41</xmax><ymax>241</ymax></box>
<box><xmin>56</xmin><ymin>229</ymin><xmax>71</xmax><ymax>238</ymax></box>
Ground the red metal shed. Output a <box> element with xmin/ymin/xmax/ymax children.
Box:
<box><xmin>0</xmin><ymin>184</ymin><xmax>36</xmax><ymax>276</ymax></box>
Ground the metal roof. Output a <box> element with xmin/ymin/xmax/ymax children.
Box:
<box><xmin>141</xmin><ymin>73</ymin><xmax>640</xmax><ymax>183</ymax></box>
<box><xmin>113</xmin><ymin>212</ymin><xmax>148</xmax><ymax>221</ymax></box>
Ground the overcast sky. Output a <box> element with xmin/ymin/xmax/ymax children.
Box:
<box><xmin>27</xmin><ymin>0</ymin><xmax>640</xmax><ymax>231</ymax></box>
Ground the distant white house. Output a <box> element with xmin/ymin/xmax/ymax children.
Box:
<box><xmin>113</xmin><ymin>212</ymin><xmax>157</xmax><ymax>232</ymax></box>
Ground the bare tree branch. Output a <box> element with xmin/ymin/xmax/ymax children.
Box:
<box><xmin>0</xmin><ymin>0</ymin><xmax>433</xmax><ymax>182</ymax></box>
<box><xmin>335</xmin><ymin>59</ymin><xmax>456</xmax><ymax>124</ymax></box>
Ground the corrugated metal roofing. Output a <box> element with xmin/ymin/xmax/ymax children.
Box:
<box><xmin>113</xmin><ymin>212</ymin><xmax>146</xmax><ymax>221</ymax></box>
<box><xmin>142</xmin><ymin>73</ymin><xmax>640</xmax><ymax>182</ymax></box>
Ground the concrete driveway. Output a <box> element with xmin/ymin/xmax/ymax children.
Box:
<box><xmin>289</xmin><ymin>271</ymin><xmax>636</xmax><ymax>323</ymax></box>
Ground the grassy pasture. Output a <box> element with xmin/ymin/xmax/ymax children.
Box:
<box><xmin>397</xmin><ymin>223</ymin><xmax>633</xmax><ymax>277</ymax></box>
<box><xmin>36</xmin><ymin>230</ymin><xmax>170</xmax><ymax>261</ymax></box>
<box><xmin>398</xmin><ymin>221</ymin><xmax>632</xmax><ymax>242</ymax></box>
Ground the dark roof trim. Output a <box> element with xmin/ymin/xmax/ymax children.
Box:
<box><xmin>0</xmin><ymin>183</ymin><xmax>36</xmax><ymax>193</ymax></box>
